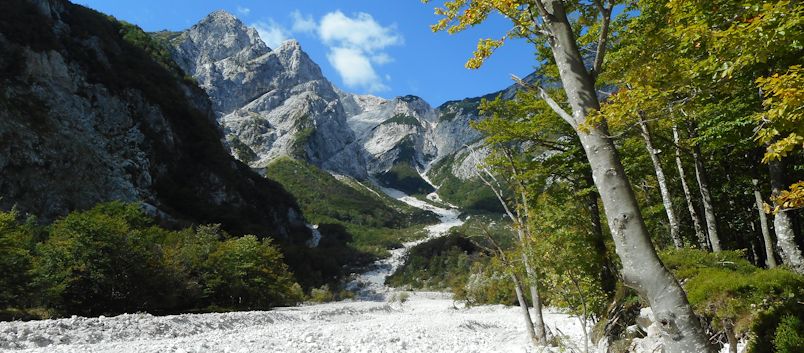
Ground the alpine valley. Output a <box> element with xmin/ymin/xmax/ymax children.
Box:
<box><xmin>0</xmin><ymin>0</ymin><xmax>515</xmax><ymax>289</ymax></box>
<box><xmin>5</xmin><ymin>1</ymin><xmax>801</xmax><ymax>353</ymax></box>
<box><xmin>162</xmin><ymin>9</ymin><xmax>530</xmax><ymax>200</ymax></box>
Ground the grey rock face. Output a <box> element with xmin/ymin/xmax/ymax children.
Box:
<box><xmin>168</xmin><ymin>10</ymin><xmax>540</xmax><ymax>183</ymax></box>
<box><xmin>337</xmin><ymin>93</ymin><xmax>437</xmax><ymax>174</ymax></box>
<box><xmin>0</xmin><ymin>2</ymin><xmax>308</xmax><ymax>241</ymax></box>
<box><xmin>1</xmin><ymin>49</ymin><xmax>150</xmax><ymax>218</ymax></box>
<box><xmin>169</xmin><ymin>12</ymin><xmax>367</xmax><ymax>178</ymax></box>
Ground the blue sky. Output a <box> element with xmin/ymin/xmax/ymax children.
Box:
<box><xmin>73</xmin><ymin>0</ymin><xmax>538</xmax><ymax>106</ymax></box>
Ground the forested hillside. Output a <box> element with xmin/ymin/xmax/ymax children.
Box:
<box><xmin>1</xmin><ymin>1</ymin><xmax>803</xmax><ymax>353</ymax></box>
<box><xmin>402</xmin><ymin>0</ymin><xmax>804</xmax><ymax>352</ymax></box>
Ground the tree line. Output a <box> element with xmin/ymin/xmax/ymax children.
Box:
<box><xmin>0</xmin><ymin>202</ymin><xmax>303</xmax><ymax>319</ymax></box>
<box><xmin>425</xmin><ymin>0</ymin><xmax>803</xmax><ymax>352</ymax></box>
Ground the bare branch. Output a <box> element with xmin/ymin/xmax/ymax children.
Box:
<box><xmin>466</xmin><ymin>145</ymin><xmax>530</xmax><ymax>244</ymax></box>
<box><xmin>510</xmin><ymin>75</ymin><xmax>576</xmax><ymax>127</ymax></box>
<box><xmin>529</xmin><ymin>0</ymin><xmax>552</xmax><ymax>21</ymax></box>
<box><xmin>591</xmin><ymin>0</ymin><xmax>613</xmax><ymax>80</ymax></box>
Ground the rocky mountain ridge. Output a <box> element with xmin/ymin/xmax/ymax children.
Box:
<box><xmin>165</xmin><ymin>11</ymin><xmax>533</xmax><ymax>188</ymax></box>
<box><xmin>0</xmin><ymin>0</ymin><xmax>310</xmax><ymax>240</ymax></box>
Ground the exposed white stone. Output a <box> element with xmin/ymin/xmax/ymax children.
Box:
<box><xmin>169</xmin><ymin>11</ymin><xmax>540</xmax><ymax>183</ymax></box>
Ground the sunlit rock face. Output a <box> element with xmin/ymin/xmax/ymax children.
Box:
<box><xmin>0</xmin><ymin>2</ymin><xmax>309</xmax><ymax>241</ymax></box>
<box><xmin>170</xmin><ymin>10</ymin><xmax>540</xmax><ymax>183</ymax></box>
<box><xmin>169</xmin><ymin>11</ymin><xmax>366</xmax><ymax>178</ymax></box>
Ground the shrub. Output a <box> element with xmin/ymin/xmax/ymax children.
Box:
<box><xmin>660</xmin><ymin>248</ymin><xmax>804</xmax><ymax>352</ymax></box>
<box><xmin>773</xmin><ymin>314</ymin><xmax>803</xmax><ymax>353</ymax></box>
<box><xmin>203</xmin><ymin>235</ymin><xmax>301</xmax><ymax>309</ymax></box>
<box><xmin>160</xmin><ymin>225</ymin><xmax>223</xmax><ymax>309</ymax></box>
<box><xmin>33</xmin><ymin>202</ymin><xmax>168</xmax><ymax>315</ymax></box>
<box><xmin>5</xmin><ymin>202</ymin><xmax>304</xmax><ymax>317</ymax></box>
<box><xmin>310</xmin><ymin>285</ymin><xmax>335</xmax><ymax>303</ymax></box>
<box><xmin>660</xmin><ymin>248</ymin><xmax>756</xmax><ymax>280</ymax></box>
<box><xmin>0</xmin><ymin>209</ymin><xmax>34</xmax><ymax>308</ymax></box>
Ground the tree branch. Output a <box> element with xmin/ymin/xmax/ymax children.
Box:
<box><xmin>510</xmin><ymin>75</ymin><xmax>576</xmax><ymax>127</ymax></box>
<box><xmin>591</xmin><ymin>0</ymin><xmax>613</xmax><ymax>80</ymax></box>
<box><xmin>529</xmin><ymin>0</ymin><xmax>552</xmax><ymax>22</ymax></box>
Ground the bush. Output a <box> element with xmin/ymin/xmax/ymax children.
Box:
<box><xmin>748</xmin><ymin>302</ymin><xmax>804</xmax><ymax>353</ymax></box>
<box><xmin>773</xmin><ymin>315</ymin><xmax>803</xmax><ymax>353</ymax></box>
<box><xmin>310</xmin><ymin>285</ymin><xmax>335</xmax><ymax>303</ymax></box>
<box><xmin>33</xmin><ymin>202</ymin><xmax>169</xmax><ymax>315</ymax></box>
<box><xmin>0</xmin><ymin>202</ymin><xmax>305</xmax><ymax>318</ymax></box>
<box><xmin>0</xmin><ymin>210</ymin><xmax>34</xmax><ymax>308</ymax></box>
<box><xmin>460</xmin><ymin>261</ymin><xmax>517</xmax><ymax>306</ymax></box>
<box><xmin>660</xmin><ymin>248</ymin><xmax>756</xmax><ymax>280</ymax></box>
<box><xmin>160</xmin><ymin>225</ymin><xmax>223</xmax><ymax>309</ymax></box>
<box><xmin>660</xmin><ymin>248</ymin><xmax>804</xmax><ymax>352</ymax></box>
<box><xmin>203</xmin><ymin>235</ymin><xmax>301</xmax><ymax>309</ymax></box>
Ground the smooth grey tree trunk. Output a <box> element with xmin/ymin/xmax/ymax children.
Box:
<box><xmin>751</xmin><ymin>178</ymin><xmax>777</xmax><ymax>268</ymax></box>
<box><xmin>673</xmin><ymin>126</ymin><xmax>708</xmax><ymax>248</ymax></box>
<box><xmin>691</xmin><ymin>144</ymin><xmax>721</xmax><ymax>251</ymax></box>
<box><xmin>516</xmin><ymin>191</ymin><xmax>548</xmax><ymax>343</ymax></box>
<box><xmin>585</xmin><ymin>171</ymin><xmax>616</xmax><ymax>294</ymax></box>
<box><xmin>522</xmin><ymin>254</ymin><xmax>547</xmax><ymax>342</ymax></box>
<box><xmin>536</xmin><ymin>2</ymin><xmax>713</xmax><ymax>351</ymax></box>
<box><xmin>640</xmin><ymin>119</ymin><xmax>682</xmax><ymax>248</ymax></box>
<box><xmin>473</xmin><ymin>162</ymin><xmax>548</xmax><ymax>344</ymax></box>
<box><xmin>769</xmin><ymin>161</ymin><xmax>804</xmax><ymax>274</ymax></box>
<box><xmin>512</xmin><ymin>273</ymin><xmax>539</xmax><ymax>347</ymax></box>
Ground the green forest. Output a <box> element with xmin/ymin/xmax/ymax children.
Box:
<box><xmin>0</xmin><ymin>202</ymin><xmax>303</xmax><ymax>319</ymax></box>
<box><xmin>1</xmin><ymin>0</ymin><xmax>803</xmax><ymax>352</ymax></box>
<box><xmin>388</xmin><ymin>0</ymin><xmax>804</xmax><ymax>352</ymax></box>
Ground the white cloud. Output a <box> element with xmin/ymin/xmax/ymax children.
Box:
<box><xmin>371</xmin><ymin>53</ymin><xmax>393</xmax><ymax>65</ymax></box>
<box><xmin>318</xmin><ymin>11</ymin><xmax>402</xmax><ymax>52</ymax></box>
<box><xmin>253</xmin><ymin>20</ymin><xmax>289</xmax><ymax>49</ymax></box>
<box><xmin>236</xmin><ymin>6</ymin><xmax>251</xmax><ymax>16</ymax></box>
<box><xmin>315</xmin><ymin>11</ymin><xmax>401</xmax><ymax>93</ymax></box>
<box><xmin>327</xmin><ymin>47</ymin><xmax>388</xmax><ymax>92</ymax></box>
<box><xmin>290</xmin><ymin>10</ymin><xmax>316</xmax><ymax>34</ymax></box>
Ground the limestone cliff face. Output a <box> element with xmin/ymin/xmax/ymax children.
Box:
<box><xmin>167</xmin><ymin>10</ymin><xmax>540</xmax><ymax>186</ymax></box>
<box><xmin>338</xmin><ymin>93</ymin><xmax>437</xmax><ymax>175</ymax></box>
<box><xmin>0</xmin><ymin>0</ymin><xmax>309</xmax><ymax>240</ymax></box>
<box><xmin>168</xmin><ymin>12</ymin><xmax>367</xmax><ymax>178</ymax></box>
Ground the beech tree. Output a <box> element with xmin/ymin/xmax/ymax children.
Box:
<box><xmin>470</xmin><ymin>146</ymin><xmax>549</xmax><ymax>344</ymax></box>
<box><xmin>672</xmin><ymin>126</ymin><xmax>708</xmax><ymax>249</ymax></box>
<box><xmin>640</xmin><ymin>0</ymin><xmax>804</xmax><ymax>273</ymax></box>
<box><xmin>426</xmin><ymin>0</ymin><xmax>712</xmax><ymax>351</ymax></box>
<box><xmin>477</xmin><ymin>89</ymin><xmax>615</xmax><ymax>294</ymax></box>
<box><xmin>638</xmin><ymin>117</ymin><xmax>682</xmax><ymax>248</ymax></box>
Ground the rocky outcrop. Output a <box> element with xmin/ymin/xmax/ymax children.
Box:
<box><xmin>337</xmin><ymin>93</ymin><xmax>437</xmax><ymax>174</ymax></box>
<box><xmin>167</xmin><ymin>12</ymin><xmax>367</xmax><ymax>178</ymax></box>
<box><xmin>165</xmin><ymin>10</ymin><xmax>542</xmax><ymax>186</ymax></box>
<box><xmin>0</xmin><ymin>0</ymin><xmax>308</xmax><ymax>240</ymax></box>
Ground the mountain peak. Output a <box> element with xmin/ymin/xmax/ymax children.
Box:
<box><xmin>202</xmin><ymin>10</ymin><xmax>240</xmax><ymax>26</ymax></box>
<box><xmin>208</xmin><ymin>9</ymin><xmax>236</xmax><ymax>19</ymax></box>
<box><xmin>277</xmin><ymin>39</ymin><xmax>301</xmax><ymax>51</ymax></box>
<box><xmin>172</xmin><ymin>10</ymin><xmax>268</xmax><ymax>75</ymax></box>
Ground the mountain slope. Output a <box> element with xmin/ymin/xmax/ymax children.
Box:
<box><xmin>164</xmin><ymin>11</ymin><xmax>504</xmax><ymax>190</ymax></box>
<box><xmin>264</xmin><ymin>158</ymin><xmax>437</xmax><ymax>257</ymax></box>
<box><xmin>0</xmin><ymin>0</ymin><xmax>309</xmax><ymax>240</ymax></box>
<box><xmin>167</xmin><ymin>12</ymin><xmax>367</xmax><ymax>178</ymax></box>
<box><xmin>161</xmin><ymin>10</ymin><xmax>540</xmax><ymax>212</ymax></box>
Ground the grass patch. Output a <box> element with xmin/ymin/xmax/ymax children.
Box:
<box><xmin>265</xmin><ymin>158</ymin><xmax>436</xmax><ymax>257</ymax></box>
<box><xmin>377</xmin><ymin>161</ymin><xmax>435</xmax><ymax>196</ymax></box>
<box><xmin>427</xmin><ymin>154</ymin><xmax>504</xmax><ymax>213</ymax></box>
<box><xmin>660</xmin><ymin>249</ymin><xmax>804</xmax><ymax>353</ymax></box>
